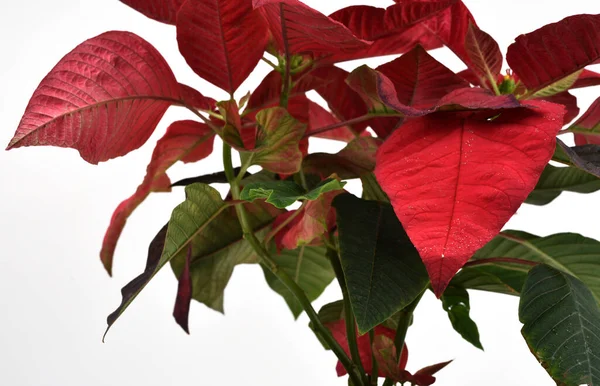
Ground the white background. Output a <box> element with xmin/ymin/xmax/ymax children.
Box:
<box><xmin>1</xmin><ymin>0</ymin><xmax>599</xmax><ymax>385</ymax></box>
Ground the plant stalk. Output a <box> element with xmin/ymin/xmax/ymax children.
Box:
<box><xmin>222</xmin><ymin>142</ymin><xmax>364</xmax><ymax>385</ymax></box>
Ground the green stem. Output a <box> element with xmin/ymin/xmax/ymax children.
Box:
<box><xmin>382</xmin><ymin>378</ymin><xmax>394</xmax><ymax>386</ymax></box>
<box><xmin>261</xmin><ymin>56</ymin><xmax>278</xmax><ymax>69</ymax></box>
<box><xmin>223</xmin><ymin>142</ymin><xmax>363</xmax><ymax>385</ymax></box>
<box><xmin>327</xmin><ymin>247</ymin><xmax>369</xmax><ymax>385</ymax></box>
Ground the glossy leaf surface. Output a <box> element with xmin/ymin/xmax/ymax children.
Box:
<box><xmin>7</xmin><ymin>31</ymin><xmax>184</xmax><ymax>164</ymax></box>
<box><xmin>441</xmin><ymin>286</ymin><xmax>483</xmax><ymax>349</ymax></box>
<box><xmin>526</xmin><ymin>164</ymin><xmax>600</xmax><ymax>205</ymax></box>
<box><xmin>375</xmin><ymin>102</ymin><xmax>565</xmax><ymax>295</ymax></box>
<box><xmin>334</xmin><ymin>194</ymin><xmax>429</xmax><ymax>333</ymax></box>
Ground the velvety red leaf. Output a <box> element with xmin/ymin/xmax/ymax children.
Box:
<box><xmin>464</xmin><ymin>23</ymin><xmax>503</xmax><ymax>89</ymax></box>
<box><xmin>371</xmin><ymin>45</ymin><xmax>469</xmax><ymax>137</ymax></box>
<box><xmin>173</xmin><ymin>245</ymin><xmax>193</xmax><ymax>334</ymax></box>
<box><xmin>179</xmin><ymin>83</ymin><xmax>216</xmax><ymax>111</ymax></box>
<box><xmin>506</xmin><ymin>14</ymin><xmax>600</xmax><ymax>94</ymax></box>
<box><xmin>177</xmin><ymin>0</ymin><xmax>269</xmax><ymax>93</ymax></box>
<box><xmin>325</xmin><ymin>319</ymin><xmax>408</xmax><ymax>378</ymax></box>
<box><xmin>6</xmin><ymin>31</ymin><xmax>184</xmax><ymax>164</ymax></box>
<box><xmin>305</xmin><ymin>101</ymin><xmax>360</xmax><ymax>142</ymax></box>
<box><xmin>571</xmin><ymin>97</ymin><xmax>600</xmax><ymax>145</ymax></box>
<box><xmin>274</xmin><ymin>189</ymin><xmax>341</xmax><ymax>250</ymax></box>
<box><xmin>375</xmin><ymin>101</ymin><xmax>566</xmax><ymax>295</ymax></box>
<box><xmin>119</xmin><ymin>0</ymin><xmax>184</xmax><ymax>24</ymax></box>
<box><xmin>326</xmin><ymin>1</ymin><xmax>456</xmax><ymax>63</ymax></box>
<box><xmin>253</xmin><ymin>0</ymin><xmax>370</xmax><ymax>58</ymax></box>
<box><xmin>572</xmin><ymin>68</ymin><xmax>600</xmax><ymax>89</ymax></box>
<box><xmin>100</xmin><ymin>120</ymin><xmax>214</xmax><ymax>274</ymax></box>
<box><xmin>246</xmin><ymin>70</ymin><xmax>320</xmax><ymax>113</ymax></box>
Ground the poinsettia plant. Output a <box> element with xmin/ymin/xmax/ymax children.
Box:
<box><xmin>7</xmin><ymin>0</ymin><xmax>600</xmax><ymax>384</ymax></box>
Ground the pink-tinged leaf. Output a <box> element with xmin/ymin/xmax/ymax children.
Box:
<box><xmin>435</xmin><ymin>88</ymin><xmax>520</xmax><ymax>111</ymax></box>
<box><xmin>305</xmin><ymin>101</ymin><xmax>360</xmax><ymax>142</ymax></box>
<box><xmin>570</xmin><ymin>97</ymin><xmax>600</xmax><ymax>145</ymax></box>
<box><xmin>177</xmin><ymin>0</ymin><xmax>269</xmax><ymax>93</ymax></box>
<box><xmin>506</xmin><ymin>14</ymin><xmax>600</xmax><ymax>95</ymax></box>
<box><xmin>326</xmin><ymin>1</ymin><xmax>457</xmax><ymax>63</ymax></box>
<box><xmin>6</xmin><ymin>31</ymin><xmax>182</xmax><ymax>164</ymax></box>
<box><xmin>179</xmin><ymin>83</ymin><xmax>216</xmax><ymax>111</ymax></box>
<box><xmin>409</xmin><ymin>360</ymin><xmax>453</xmax><ymax>386</ymax></box>
<box><xmin>173</xmin><ymin>245</ymin><xmax>193</xmax><ymax>334</ymax></box>
<box><xmin>372</xmin><ymin>335</ymin><xmax>410</xmax><ymax>381</ymax></box>
<box><xmin>119</xmin><ymin>0</ymin><xmax>184</xmax><ymax>24</ymax></box>
<box><xmin>253</xmin><ymin>0</ymin><xmax>370</xmax><ymax>58</ymax></box>
<box><xmin>100</xmin><ymin>120</ymin><xmax>214</xmax><ymax>274</ymax></box>
<box><xmin>375</xmin><ymin>101</ymin><xmax>566</xmax><ymax>295</ymax></box>
<box><xmin>572</xmin><ymin>69</ymin><xmax>600</xmax><ymax>89</ymax></box>
<box><xmin>246</xmin><ymin>107</ymin><xmax>305</xmax><ymax>174</ymax></box>
<box><xmin>311</xmin><ymin>66</ymin><xmax>370</xmax><ymax>133</ymax></box>
<box><xmin>217</xmin><ymin>100</ymin><xmax>249</xmax><ymax>149</ymax></box>
<box><xmin>464</xmin><ymin>23</ymin><xmax>503</xmax><ymax>89</ymax></box>
<box><xmin>274</xmin><ymin>189</ymin><xmax>341</xmax><ymax>250</ymax></box>
<box><xmin>371</xmin><ymin>45</ymin><xmax>469</xmax><ymax>137</ymax></box>
<box><xmin>325</xmin><ymin>319</ymin><xmax>408</xmax><ymax>378</ymax></box>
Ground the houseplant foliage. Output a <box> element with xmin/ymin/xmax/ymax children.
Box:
<box><xmin>7</xmin><ymin>0</ymin><xmax>600</xmax><ymax>384</ymax></box>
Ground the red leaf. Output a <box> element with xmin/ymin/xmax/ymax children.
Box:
<box><xmin>311</xmin><ymin>66</ymin><xmax>370</xmax><ymax>133</ymax></box>
<box><xmin>173</xmin><ymin>245</ymin><xmax>193</xmax><ymax>334</ymax></box>
<box><xmin>572</xmin><ymin>68</ymin><xmax>600</xmax><ymax>89</ymax></box>
<box><xmin>305</xmin><ymin>101</ymin><xmax>363</xmax><ymax>142</ymax></box>
<box><xmin>6</xmin><ymin>31</ymin><xmax>183</xmax><ymax>164</ymax></box>
<box><xmin>177</xmin><ymin>0</ymin><xmax>269</xmax><ymax>93</ymax></box>
<box><xmin>464</xmin><ymin>23</ymin><xmax>503</xmax><ymax>89</ymax></box>
<box><xmin>541</xmin><ymin>91</ymin><xmax>580</xmax><ymax>125</ymax></box>
<box><xmin>274</xmin><ymin>189</ymin><xmax>341</xmax><ymax>250</ymax></box>
<box><xmin>375</xmin><ymin>101</ymin><xmax>566</xmax><ymax>295</ymax></box>
<box><xmin>410</xmin><ymin>360</ymin><xmax>453</xmax><ymax>386</ymax></box>
<box><xmin>571</xmin><ymin>97</ymin><xmax>600</xmax><ymax>145</ymax></box>
<box><xmin>246</xmin><ymin>70</ymin><xmax>319</xmax><ymax>113</ymax></box>
<box><xmin>119</xmin><ymin>0</ymin><xmax>184</xmax><ymax>24</ymax></box>
<box><xmin>100</xmin><ymin>120</ymin><xmax>214</xmax><ymax>274</ymax></box>
<box><xmin>506</xmin><ymin>14</ymin><xmax>600</xmax><ymax>94</ymax></box>
<box><xmin>325</xmin><ymin>319</ymin><xmax>408</xmax><ymax>378</ymax></box>
<box><xmin>326</xmin><ymin>1</ymin><xmax>456</xmax><ymax>63</ymax></box>
<box><xmin>253</xmin><ymin>0</ymin><xmax>370</xmax><ymax>58</ymax></box>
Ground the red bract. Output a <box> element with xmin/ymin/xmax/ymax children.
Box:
<box><xmin>506</xmin><ymin>14</ymin><xmax>600</xmax><ymax>95</ymax></box>
<box><xmin>253</xmin><ymin>0</ymin><xmax>370</xmax><ymax>58</ymax></box>
<box><xmin>101</xmin><ymin>120</ymin><xmax>214</xmax><ymax>273</ymax></box>
<box><xmin>119</xmin><ymin>0</ymin><xmax>184</xmax><ymax>24</ymax></box>
<box><xmin>177</xmin><ymin>0</ymin><xmax>269</xmax><ymax>93</ymax></box>
<box><xmin>325</xmin><ymin>319</ymin><xmax>408</xmax><ymax>378</ymax></box>
<box><xmin>6</xmin><ymin>31</ymin><xmax>187</xmax><ymax>164</ymax></box>
<box><xmin>571</xmin><ymin>97</ymin><xmax>600</xmax><ymax>145</ymax></box>
<box><xmin>464</xmin><ymin>23</ymin><xmax>503</xmax><ymax>90</ymax></box>
<box><xmin>375</xmin><ymin>101</ymin><xmax>566</xmax><ymax>295</ymax></box>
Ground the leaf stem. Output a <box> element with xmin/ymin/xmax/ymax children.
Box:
<box><xmin>369</xmin><ymin>329</ymin><xmax>378</xmax><ymax>386</ymax></box>
<box><xmin>327</xmin><ymin>247</ymin><xmax>369</xmax><ymax>385</ymax></box>
<box><xmin>261</xmin><ymin>56</ymin><xmax>278</xmax><ymax>69</ymax></box>
<box><xmin>463</xmin><ymin>257</ymin><xmax>538</xmax><ymax>269</ymax></box>
<box><xmin>223</xmin><ymin>142</ymin><xmax>363</xmax><ymax>385</ymax></box>
<box><xmin>303</xmin><ymin>115</ymin><xmax>373</xmax><ymax>139</ymax></box>
<box><xmin>262</xmin><ymin>201</ymin><xmax>307</xmax><ymax>248</ymax></box>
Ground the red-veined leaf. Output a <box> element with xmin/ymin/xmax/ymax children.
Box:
<box><xmin>253</xmin><ymin>0</ymin><xmax>370</xmax><ymax>58</ymax></box>
<box><xmin>375</xmin><ymin>101</ymin><xmax>566</xmax><ymax>295</ymax></box>
<box><xmin>6</xmin><ymin>31</ymin><xmax>187</xmax><ymax>164</ymax></box>
<box><xmin>573</xmin><ymin>68</ymin><xmax>600</xmax><ymax>89</ymax></box>
<box><xmin>570</xmin><ymin>97</ymin><xmax>600</xmax><ymax>145</ymax></box>
<box><xmin>324</xmin><ymin>319</ymin><xmax>408</xmax><ymax>378</ymax></box>
<box><xmin>100</xmin><ymin>120</ymin><xmax>214</xmax><ymax>274</ymax></box>
<box><xmin>464</xmin><ymin>23</ymin><xmax>503</xmax><ymax>89</ymax></box>
<box><xmin>371</xmin><ymin>44</ymin><xmax>469</xmax><ymax>137</ymax></box>
<box><xmin>506</xmin><ymin>14</ymin><xmax>600</xmax><ymax>96</ymax></box>
<box><xmin>119</xmin><ymin>0</ymin><xmax>184</xmax><ymax>24</ymax></box>
<box><xmin>177</xmin><ymin>0</ymin><xmax>269</xmax><ymax>93</ymax></box>
<box><xmin>542</xmin><ymin>91</ymin><xmax>580</xmax><ymax>125</ymax></box>
<box><xmin>305</xmin><ymin>101</ymin><xmax>360</xmax><ymax>142</ymax></box>
<box><xmin>245</xmin><ymin>70</ymin><xmax>320</xmax><ymax>113</ymax></box>
<box><xmin>326</xmin><ymin>1</ymin><xmax>456</xmax><ymax>63</ymax></box>
<box><xmin>173</xmin><ymin>245</ymin><xmax>193</xmax><ymax>334</ymax></box>
<box><xmin>274</xmin><ymin>189</ymin><xmax>341</xmax><ymax>250</ymax></box>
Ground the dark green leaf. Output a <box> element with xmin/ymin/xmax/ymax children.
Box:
<box><xmin>441</xmin><ymin>286</ymin><xmax>483</xmax><ymax>350</ymax></box>
<box><xmin>240</xmin><ymin>178</ymin><xmax>345</xmax><ymax>208</ymax></box>
<box><xmin>520</xmin><ymin>265</ymin><xmax>600</xmax><ymax>386</ymax></box>
<box><xmin>333</xmin><ymin>193</ymin><xmax>429</xmax><ymax>333</ymax></box>
<box><xmin>553</xmin><ymin>138</ymin><xmax>600</xmax><ymax>178</ymax></box>
<box><xmin>526</xmin><ymin>164</ymin><xmax>600</xmax><ymax>205</ymax></box>
<box><xmin>262</xmin><ymin>245</ymin><xmax>335</xmax><ymax>318</ymax></box>
<box><xmin>453</xmin><ymin>231</ymin><xmax>600</xmax><ymax>304</ymax></box>
<box><xmin>361</xmin><ymin>173</ymin><xmax>389</xmax><ymax>203</ymax></box>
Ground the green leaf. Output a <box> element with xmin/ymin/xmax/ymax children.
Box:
<box><xmin>240</xmin><ymin>178</ymin><xmax>346</xmax><ymax>208</ymax></box>
<box><xmin>345</xmin><ymin>65</ymin><xmax>405</xmax><ymax>116</ymax></box>
<box><xmin>261</xmin><ymin>245</ymin><xmax>335</xmax><ymax>318</ymax></box>
<box><xmin>528</xmin><ymin>69</ymin><xmax>583</xmax><ymax>98</ymax></box>
<box><xmin>451</xmin><ymin>264</ymin><xmax>527</xmax><ymax>296</ymax></box>
<box><xmin>441</xmin><ymin>286</ymin><xmax>483</xmax><ymax>350</ymax></box>
<box><xmin>552</xmin><ymin>139</ymin><xmax>600</xmax><ymax>179</ymax></box>
<box><xmin>519</xmin><ymin>264</ymin><xmax>600</xmax><ymax>386</ymax></box>
<box><xmin>333</xmin><ymin>193</ymin><xmax>430</xmax><ymax>333</ymax></box>
<box><xmin>242</xmin><ymin>107</ymin><xmax>305</xmax><ymax>174</ymax></box>
<box><xmin>525</xmin><ymin>164</ymin><xmax>600</xmax><ymax>205</ymax></box>
<box><xmin>361</xmin><ymin>173</ymin><xmax>390</xmax><ymax>203</ymax></box>
<box><xmin>169</xmin><ymin>199</ymin><xmax>280</xmax><ymax>312</ymax></box>
<box><xmin>452</xmin><ymin>231</ymin><xmax>600</xmax><ymax>304</ymax></box>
